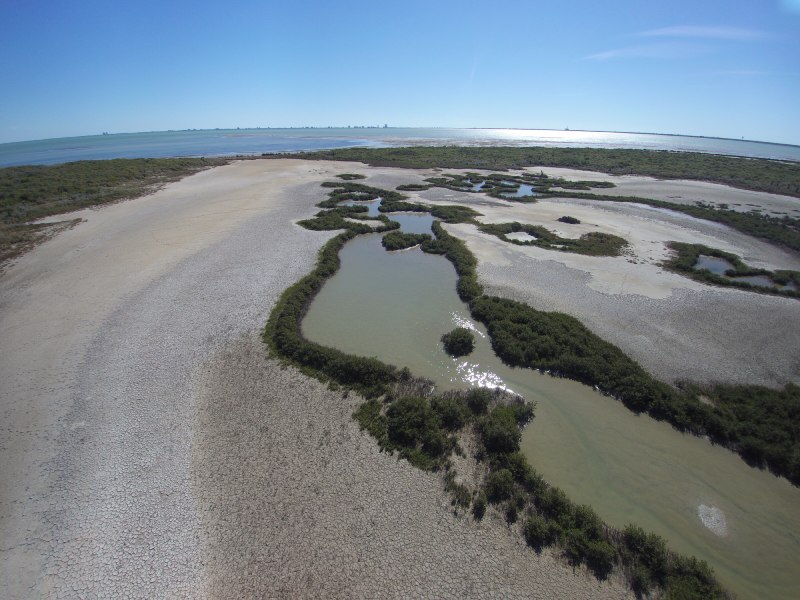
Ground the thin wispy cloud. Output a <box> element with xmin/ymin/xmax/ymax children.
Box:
<box><xmin>586</xmin><ymin>24</ymin><xmax>771</xmax><ymax>61</ymax></box>
<box><xmin>585</xmin><ymin>41</ymin><xmax>708</xmax><ymax>61</ymax></box>
<box><xmin>636</xmin><ymin>25</ymin><xmax>767</xmax><ymax>40</ymax></box>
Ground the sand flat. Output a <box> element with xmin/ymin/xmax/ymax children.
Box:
<box><xmin>523</xmin><ymin>166</ymin><xmax>800</xmax><ymax>217</ymax></box>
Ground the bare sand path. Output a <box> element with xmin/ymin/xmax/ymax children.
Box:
<box><xmin>0</xmin><ymin>159</ymin><xmax>631</xmax><ymax>598</ymax></box>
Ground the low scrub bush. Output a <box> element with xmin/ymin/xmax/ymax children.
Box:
<box><xmin>431</xmin><ymin>395</ymin><xmax>470</xmax><ymax>430</ymax></box>
<box><xmin>485</xmin><ymin>468</ymin><xmax>515</xmax><ymax>503</ymax></box>
<box><xmin>472</xmin><ymin>491</ymin><xmax>487</xmax><ymax>520</ymax></box>
<box><xmin>441</xmin><ymin>327</ymin><xmax>475</xmax><ymax>356</ymax></box>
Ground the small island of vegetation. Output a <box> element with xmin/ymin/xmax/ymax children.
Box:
<box><xmin>479</xmin><ymin>221</ymin><xmax>628</xmax><ymax>256</ymax></box>
<box><xmin>381</xmin><ymin>231</ymin><xmax>431</xmax><ymax>251</ymax></box>
<box><xmin>441</xmin><ymin>327</ymin><xmax>475</xmax><ymax>357</ymax></box>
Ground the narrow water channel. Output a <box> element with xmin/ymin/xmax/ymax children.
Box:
<box><xmin>301</xmin><ymin>217</ymin><xmax>800</xmax><ymax>600</ymax></box>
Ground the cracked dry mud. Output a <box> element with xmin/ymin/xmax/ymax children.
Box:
<box><xmin>0</xmin><ymin>160</ymin><xmax>632</xmax><ymax>598</ymax></box>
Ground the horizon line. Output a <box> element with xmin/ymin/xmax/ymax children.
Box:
<box><xmin>1</xmin><ymin>126</ymin><xmax>798</xmax><ymax>151</ymax></box>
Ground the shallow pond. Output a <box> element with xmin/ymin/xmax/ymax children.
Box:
<box><xmin>694</xmin><ymin>254</ymin><xmax>733</xmax><ymax>276</ymax></box>
<box><xmin>501</xmin><ymin>183</ymin><xmax>537</xmax><ymax>198</ymax></box>
<box><xmin>727</xmin><ymin>274</ymin><xmax>798</xmax><ymax>291</ymax></box>
<box><xmin>729</xmin><ymin>274</ymin><xmax>779</xmax><ymax>288</ymax></box>
<box><xmin>693</xmin><ymin>255</ymin><xmax>797</xmax><ymax>292</ymax></box>
<box><xmin>301</xmin><ymin>224</ymin><xmax>800</xmax><ymax>600</ymax></box>
<box><xmin>386</xmin><ymin>212</ymin><xmax>435</xmax><ymax>234</ymax></box>
<box><xmin>338</xmin><ymin>199</ymin><xmax>381</xmax><ymax>217</ymax></box>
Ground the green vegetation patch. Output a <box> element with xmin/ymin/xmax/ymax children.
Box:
<box><xmin>678</xmin><ymin>382</ymin><xmax>800</xmax><ymax>479</ymax></box>
<box><xmin>381</xmin><ymin>231</ymin><xmax>431</xmax><ymax>251</ymax></box>
<box><xmin>318</xmin><ymin>181</ymin><xmax>383</xmax><ymax>206</ymax></box>
<box><xmin>479</xmin><ymin>221</ymin><xmax>628</xmax><ymax>256</ymax></box>
<box><xmin>335</xmin><ymin>173</ymin><xmax>366</xmax><ymax>180</ymax></box>
<box><xmin>353</xmin><ymin>382</ymin><xmax>524</xmax><ymax>472</ymax></box>
<box><xmin>664</xmin><ymin>242</ymin><xmax>800</xmax><ymax>299</ymax></box>
<box><xmin>558</xmin><ymin>215</ymin><xmax>581</xmax><ymax>224</ymax></box>
<box><xmin>441</xmin><ymin>327</ymin><xmax>475</xmax><ymax>357</ymax></box>
<box><xmin>396</xmin><ymin>183</ymin><xmax>432</xmax><ymax>191</ymax></box>
<box><xmin>298</xmin><ymin>210</ymin><xmax>374</xmax><ymax>233</ymax></box>
<box><xmin>0</xmin><ymin>157</ymin><xmax>226</xmax><ymax>224</ymax></box>
<box><xmin>420</xmin><ymin>221</ymin><xmax>483</xmax><ymax>302</ymax></box>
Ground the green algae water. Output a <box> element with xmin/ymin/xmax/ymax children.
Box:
<box><xmin>301</xmin><ymin>229</ymin><xmax>800</xmax><ymax>600</ymax></box>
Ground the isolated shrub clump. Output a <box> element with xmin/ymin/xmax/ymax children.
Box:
<box><xmin>558</xmin><ymin>215</ymin><xmax>581</xmax><ymax>224</ymax></box>
<box><xmin>472</xmin><ymin>491</ymin><xmax>488</xmax><ymax>520</ymax></box>
<box><xmin>441</xmin><ymin>327</ymin><xmax>475</xmax><ymax>357</ymax></box>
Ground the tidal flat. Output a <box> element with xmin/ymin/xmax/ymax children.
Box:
<box><xmin>1</xmin><ymin>156</ymin><xmax>798</xmax><ymax>598</ymax></box>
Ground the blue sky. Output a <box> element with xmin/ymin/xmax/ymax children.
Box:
<box><xmin>1</xmin><ymin>0</ymin><xmax>798</xmax><ymax>144</ymax></box>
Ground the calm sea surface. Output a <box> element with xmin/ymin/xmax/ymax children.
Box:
<box><xmin>1</xmin><ymin>128</ymin><xmax>799</xmax><ymax>167</ymax></box>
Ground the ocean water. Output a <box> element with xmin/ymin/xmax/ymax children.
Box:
<box><xmin>1</xmin><ymin>127</ymin><xmax>799</xmax><ymax>167</ymax></box>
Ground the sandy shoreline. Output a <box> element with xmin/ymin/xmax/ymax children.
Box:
<box><xmin>0</xmin><ymin>159</ymin><xmax>633</xmax><ymax>597</ymax></box>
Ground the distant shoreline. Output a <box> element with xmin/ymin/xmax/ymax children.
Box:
<box><xmin>2</xmin><ymin>126</ymin><xmax>798</xmax><ymax>150</ymax></box>
<box><xmin>2</xmin><ymin>127</ymin><xmax>799</xmax><ymax>169</ymax></box>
